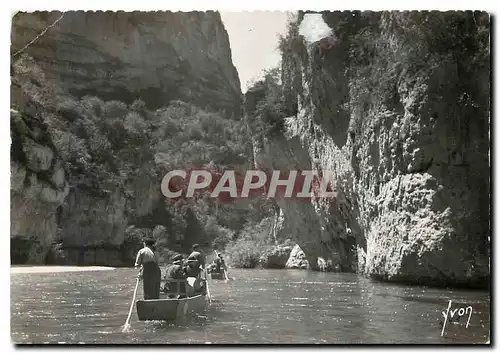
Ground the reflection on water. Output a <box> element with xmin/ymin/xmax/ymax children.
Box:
<box><xmin>11</xmin><ymin>268</ymin><xmax>490</xmax><ymax>344</ymax></box>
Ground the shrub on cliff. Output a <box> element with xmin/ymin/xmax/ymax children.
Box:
<box><xmin>246</xmin><ymin>67</ymin><xmax>287</xmax><ymax>139</ymax></box>
<box><xmin>277</xmin><ymin>14</ymin><xmax>301</xmax><ymax>55</ymax></box>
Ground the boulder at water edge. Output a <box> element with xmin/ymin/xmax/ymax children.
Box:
<box><xmin>259</xmin><ymin>245</ymin><xmax>294</xmax><ymax>269</ymax></box>
<box><xmin>285</xmin><ymin>245</ymin><xmax>310</xmax><ymax>270</ymax></box>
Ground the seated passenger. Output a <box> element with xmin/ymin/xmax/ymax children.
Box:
<box><xmin>185</xmin><ymin>255</ymin><xmax>201</xmax><ymax>278</ymax></box>
<box><xmin>188</xmin><ymin>244</ymin><xmax>206</xmax><ymax>271</ymax></box>
<box><xmin>162</xmin><ymin>254</ymin><xmax>187</xmax><ymax>294</ymax></box>
<box><xmin>187</xmin><ymin>276</ymin><xmax>207</xmax><ymax>296</ymax></box>
<box><xmin>165</xmin><ymin>254</ymin><xmax>187</xmax><ymax>280</ymax></box>
<box><xmin>207</xmin><ymin>263</ymin><xmax>215</xmax><ymax>273</ymax></box>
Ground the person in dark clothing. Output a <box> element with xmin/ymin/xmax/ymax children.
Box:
<box><xmin>188</xmin><ymin>244</ymin><xmax>206</xmax><ymax>272</ymax></box>
<box><xmin>213</xmin><ymin>254</ymin><xmax>221</xmax><ymax>272</ymax></box>
<box><xmin>185</xmin><ymin>255</ymin><xmax>201</xmax><ymax>278</ymax></box>
<box><xmin>165</xmin><ymin>254</ymin><xmax>187</xmax><ymax>280</ymax></box>
<box><xmin>215</xmin><ymin>253</ymin><xmax>226</xmax><ymax>273</ymax></box>
<box><xmin>135</xmin><ymin>238</ymin><xmax>161</xmax><ymax>300</ymax></box>
<box><xmin>184</xmin><ymin>255</ymin><xmax>207</xmax><ymax>295</ymax></box>
<box><xmin>163</xmin><ymin>254</ymin><xmax>187</xmax><ymax>295</ymax></box>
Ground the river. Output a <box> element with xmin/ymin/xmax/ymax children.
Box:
<box><xmin>10</xmin><ymin>268</ymin><xmax>490</xmax><ymax>344</ymax></box>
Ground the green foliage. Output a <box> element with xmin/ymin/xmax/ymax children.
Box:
<box><xmin>157</xmin><ymin>248</ymin><xmax>182</xmax><ymax>266</ymax></box>
<box><xmin>154</xmin><ymin>101</ymin><xmax>251</xmax><ymax>168</ymax></box>
<box><xmin>202</xmin><ymin>215</ymin><xmax>235</xmax><ymax>251</ymax></box>
<box><xmin>347</xmin><ymin>11</ymin><xmax>490</xmax><ymax>137</ymax></box>
<box><xmin>225</xmin><ymin>239</ymin><xmax>264</xmax><ymax>268</ymax></box>
<box><xmin>277</xmin><ymin>15</ymin><xmax>302</xmax><ymax>55</ymax></box>
<box><xmin>224</xmin><ymin>217</ymin><xmax>275</xmax><ymax>268</ymax></box>
<box><xmin>102</xmin><ymin>100</ymin><xmax>128</xmax><ymax>119</ymax></box>
<box><xmin>124</xmin><ymin>225</ymin><xmax>148</xmax><ymax>244</ymax></box>
<box><xmin>45</xmin><ymin>242</ymin><xmax>67</xmax><ymax>264</ymax></box>
<box><xmin>246</xmin><ymin>67</ymin><xmax>287</xmax><ymax>139</ymax></box>
<box><xmin>131</xmin><ymin>99</ymin><xmax>147</xmax><ymax>113</ymax></box>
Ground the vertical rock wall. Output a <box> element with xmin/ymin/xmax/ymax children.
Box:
<box><xmin>249</xmin><ymin>11</ymin><xmax>490</xmax><ymax>288</ymax></box>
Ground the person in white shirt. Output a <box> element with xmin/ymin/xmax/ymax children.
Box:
<box><xmin>135</xmin><ymin>238</ymin><xmax>161</xmax><ymax>299</ymax></box>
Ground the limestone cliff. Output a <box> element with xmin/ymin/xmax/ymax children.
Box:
<box><xmin>247</xmin><ymin>11</ymin><xmax>490</xmax><ymax>288</ymax></box>
<box><xmin>11</xmin><ymin>11</ymin><xmax>243</xmax><ymax>264</ymax></box>
<box><xmin>11</xmin><ymin>106</ymin><xmax>69</xmax><ymax>263</ymax></box>
<box><xmin>11</xmin><ymin>11</ymin><xmax>242</xmax><ymax>117</ymax></box>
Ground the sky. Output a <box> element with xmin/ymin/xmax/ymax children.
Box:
<box><xmin>220</xmin><ymin>11</ymin><xmax>289</xmax><ymax>93</ymax></box>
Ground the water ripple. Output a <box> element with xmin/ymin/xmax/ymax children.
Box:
<box><xmin>11</xmin><ymin>268</ymin><xmax>490</xmax><ymax>344</ymax></box>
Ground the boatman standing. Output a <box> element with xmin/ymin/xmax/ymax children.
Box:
<box><xmin>216</xmin><ymin>253</ymin><xmax>227</xmax><ymax>273</ymax></box>
<box><xmin>135</xmin><ymin>238</ymin><xmax>161</xmax><ymax>300</ymax></box>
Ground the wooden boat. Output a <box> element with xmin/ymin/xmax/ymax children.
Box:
<box><xmin>136</xmin><ymin>278</ymin><xmax>207</xmax><ymax>321</ymax></box>
<box><xmin>210</xmin><ymin>272</ymin><xmax>225</xmax><ymax>280</ymax></box>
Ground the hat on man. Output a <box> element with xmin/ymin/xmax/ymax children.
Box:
<box><xmin>192</xmin><ymin>244</ymin><xmax>200</xmax><ymax>250</ymax></box>
<box><xmin>144</xmin><ymin>237</ymin><xmax>155</xmax><ymax>247</ymax></box>
<box><xmin>187</xmin><ymin>255</ymin><xmax>198</xmax><ymax>263</ymax></box>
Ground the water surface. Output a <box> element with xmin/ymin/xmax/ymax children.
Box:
<box><xmin>11</xmin><ymin>268</ymin><xmax>490</xmax><ymax>344</ymax></box>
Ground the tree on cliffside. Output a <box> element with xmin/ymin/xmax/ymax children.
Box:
<box><xmin>246</xmin><ymin>67</ymin><xmax>287</xmax><ymax>139</ymax></box>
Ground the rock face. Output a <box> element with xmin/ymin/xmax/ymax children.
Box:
<box><xmin>248</xmin><ymin>11</ymin><xmax>490</xmax><ymax>288</ymax></box>
<box><xmin>317</xmin><ymin>257</ymin><xmax>326</xmax><ymax>271</ymax></box>
<box><xmin>285</xmin><ymin>245</ymin><xmax>309</xmax><ymax>269</ymax></box>
<box><xmin>259</xmin><ymin>245</ymin><xmax>293</xmax><ymax>268</ymax></box>
<box><xmin>11</xmin><ymin>11</ymin><xmax>243</xmax><ymax>264</ymax></box>
<box><xmin>11</xmin><ymin>108</ymin><xmax>69</xmax><ymax>263</ymax></box>
<box><xmin>11</xmin><ymin>11</ymin><xmax>242</xmax><ymax>117</ymax></box>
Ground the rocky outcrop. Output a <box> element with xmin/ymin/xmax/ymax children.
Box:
<box><xmin>285</xmin><ymin>244</ymin><xmax>310</xmax><ymax>269</ymax></box>
<box><xmin>11</xmin><ymin>11</ymin><xmax>242</xmax><ymax>118</ymax></box>
<box><xmin>11</xmin><ymin>108</ymin><xmax>69</xmax><ymax>263</ymax></box>
<box><xmin>258</xmin><ymin>245</ymin><xmax>293</xmax><ymax>268</ymax></box>
<box><xmin>245</xmin><ymin>85</ymin><xmax>359</xmax><ymax>274</ymax></box>
<box><xmin>248</xmin><ymin>11</ymin><xmax>490</xmax><ymax>288</ymax></box>
<box><xmin>317</xmin><ymin>257</ymin><xmax>326</xmax><ymax>271</ymax></box>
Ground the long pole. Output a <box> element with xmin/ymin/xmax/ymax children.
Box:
<box><xmin>205</xmin><ymin>268</ymin><xmax>212</xmax><ymax>303</ymax></box>
<box><xmin>121</xmin><ymin>276</ymin><xmax>140</xmax><ymax>332</ymax></box>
